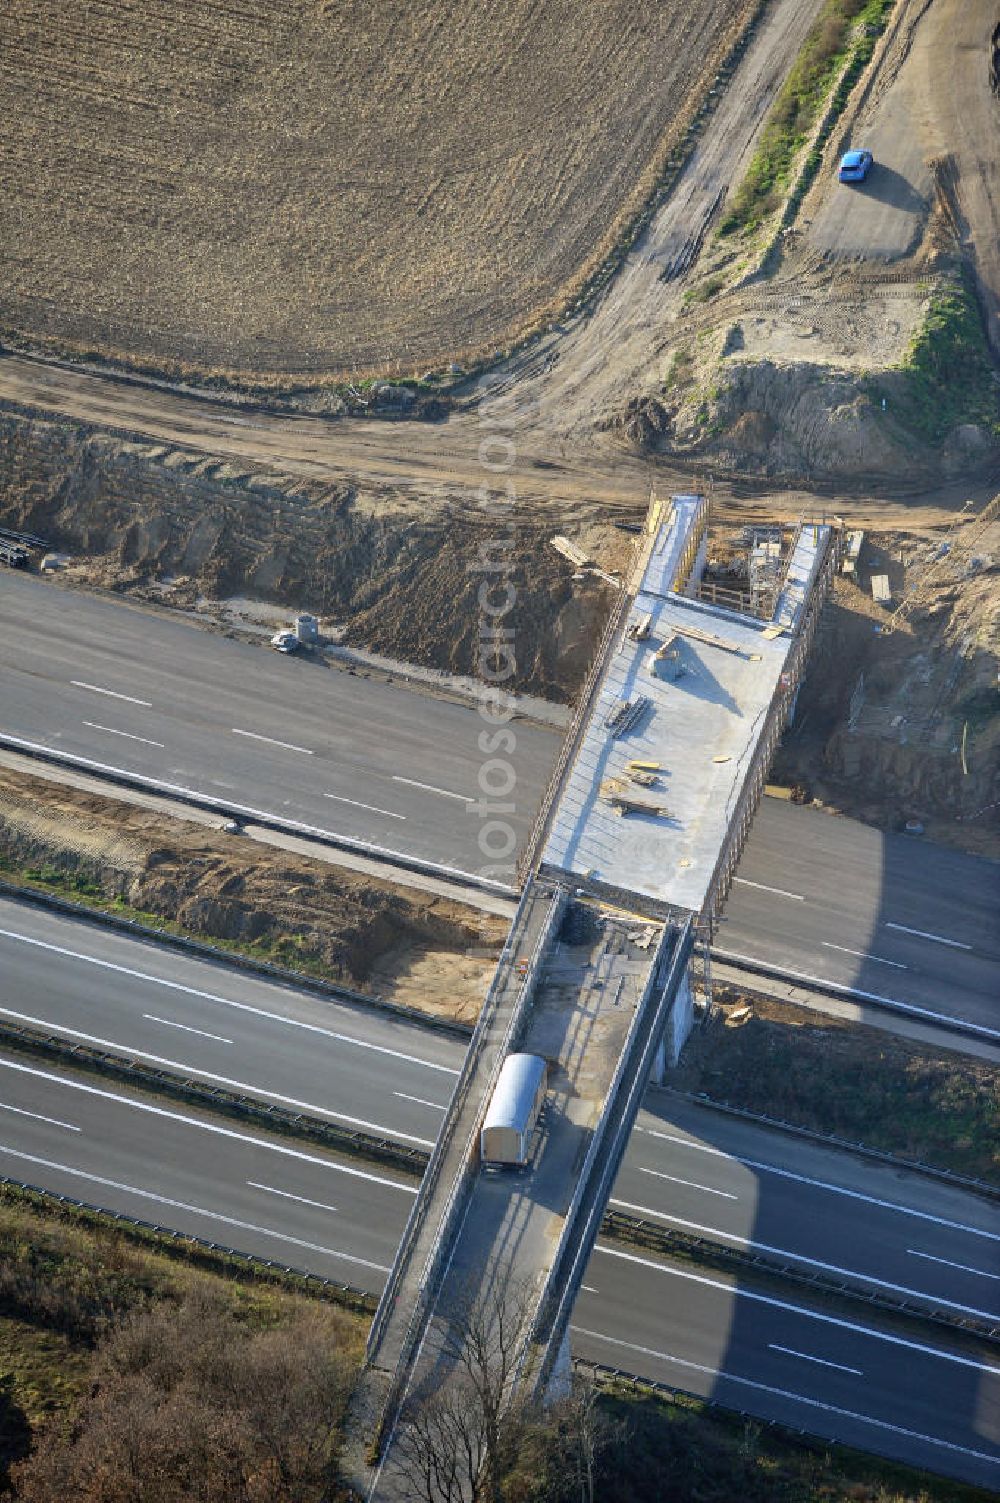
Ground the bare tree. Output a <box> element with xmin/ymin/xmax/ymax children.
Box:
<box><xmin>13</xmin><ymin>1292</ymin><xmax>356</xmax><ymax>1503</ymax></box>
<box><xmin>545</xmin><ymin>1374</ymin><xmax>616</xmax><ymax>1503</ymax></box>
<box><xmin>395</xmin><ymin>1264</ymin><xmax>537</xmax><ymax>1503</ymax></box>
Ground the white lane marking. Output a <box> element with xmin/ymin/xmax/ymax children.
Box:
<box><xmin>0</xmin><ymin>1102</ymin><xmax>79</xmax><ymax>1132</ymax></box>
<box><xmin>733</xmin><ymin>877</ymin><xmax>804</xmax><ymax>901</ymax></box>
<box><xmin>231</xmin><ymin>728</ymin><xmax>313</xmax><ymax>756</ymax></box>
<box><xmin>71</xmin><ymin>680</ymin><xmax>152</xmax><ymax>707</ymax></box>
<box><xmin>609</xmin><ymin>1200</ymin><xmax>1000</xmax><ymax>1323</ymax></box>
<box><xmin>768</xmin><ymin>1344</ymin><xmax>863</xmax><ymax>1377</ymax></box>
<box><xmin>0</xmin><ymin>1005</ymin><xmax>435</xmax><ymax>1149</ymax></box>
<box><xmin>594</xmin><ymin>1245</ymin><xmax>1000</xmax><ymax>1374</ymax></box>
<box><xmin>394</xmin><ymin>1092</ymin><xmax>446</xmax><ymax>1111</ymax></box>
<box><xmin>392</xmin><ymin>775</ymin><xmax>472</xmax><ymax>803</ymax></box>
<box><xmin>0</xmin><ymin>1058</ymin><xmax>419</xmax><ymax>1195</ymax></box>
<box><xmin>635</xmin><ymin>1125</ymin><xmax>1000</xmax><ymax>1243</ymax></box>
<box><xmin>0</xmin><ymin>737</ymin><xmax>517</xmax><ymax>898</ymax></box>
<box><xmin>0</xmin><ymin>1144</ymin><xmax>388</xmax><ymax>1273</ymax></box>
<box><xmin>639</xmin><ymin>1166</ymin><xmax>738</xmax><ymax>1200</ymax></box>
<box><xmin>907</xmin><ymin>1249</ymin><xmax>1000</xmax><ymax>1283</ymax></box>
<box><xmin>570</xmin><ymin>1326</ymin><xmax>1000</xmax><ymax>1467</ymax></box>
<box><xmin>712</xmin><ymin>948</ymin><xmax>999</xmax><ymax>1039</ymax></box>
<box><xmin>580</xmin><ymin>1285</ymin><xmax>599</xmax><ymax>1294</ymax></box>
<box><xmin>323</xmin><ymin>793</ymin><xmax>406</xmax><ymax>820</ymax></box>
<box><xmin>83</xmin><ymin>721</ymin><xmax>165</xmax><ymax>749</ymax></box>
<box><xmin>143</xmin><ymin>1015</ymin><xmax>232</xmax><ymax>1044</ymax></box>
<box><xmin>885</xmin><ymin>921</ymin><xmax>972</xmax><ymax>952</ymax></box>
<box><xmin>0</xmin><ymin>925</ymin><xmax>459</xmax><ymax>1076</ymax></box>
<box><xmin>247</xmin><ymin>1181</ymin><xmax>338</xmax><ymax>1216</ymax></box>
<box><xmin>821</xmin><ymin>941</ymin><xmax>906</xmax><ymax>970</ymax></box>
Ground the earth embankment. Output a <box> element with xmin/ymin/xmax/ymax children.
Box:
<box><xmin>0</xmin><ymin>766</ymin><xmax>508</xmax><ymax>1021</ymax></box>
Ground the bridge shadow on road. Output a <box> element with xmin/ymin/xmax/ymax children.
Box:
<box><xmin>614</xmin><ymin>1082</ymin><xmax>1000</xmax><ymax>1481</ymax></box>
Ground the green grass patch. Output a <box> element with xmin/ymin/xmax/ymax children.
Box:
<box><xmin>720</xmin><ymin>0</ymin><xmax>894</xmax><ymax>237</ymax></box>
<box><xmin>569</xmin><ymin>1383</ymin><xmax>996</xmax><ymax>1503</ymax></box>
<box><xmin>0</xmin><ymin>852</ymin><xmax>349</xmax><ymax>991</ymax></box>
<box><xmin>893</xmin><ymin>279</ymin><xmax>1000</xmax><ymax>443</ymax></box>
<box><xmin>674</xmin><ymin>996</ymin><xmax>1000</xmax><ymax>1185</ymax></box>
<box><xmin>683</xmin><ymin>272</ymin><xmax>727</xmax><ymax>306</ymax></box>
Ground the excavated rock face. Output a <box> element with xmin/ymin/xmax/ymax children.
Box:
<box><xmin>694</xmin><ymin>360</ymin><xmax>918</xmax><ymax>480</ymax></box>
<box><xmin>0</xmin><ymin>769</ymin><xmax>506</xmax><ymax>995</ymax></box>
<box><xmin>0</xmin><ymin>410</ymin><xmax>613</xmax><ymax>701</ymax></box>
<box><xmin>617</xmin><ymin>394</ymin><xmax>673</xmax><ymax>447</ymax></box>
<box><xmin>620</xmin><ymin>355</ymin><xmax>999</xmax><ymax>484</ymax></box>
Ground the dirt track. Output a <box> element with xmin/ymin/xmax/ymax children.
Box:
<box><xmin>805</xmin><ymin>0</ymin><xmax>1000</xmax><ymax>349</ymax></box>
<box><xmin>2</xmin><ymin>0</ymin><xmax>996</xmax><ymax>528</ymax></box>
<box><xmin>0</xmin><ymin>0</ymin><xmax>756</xmax><ymax>380</ymax></box>
<box><xmin>0</xmin><ymin>0</ymin><xmax>832</xmax><ymax>514</ymax></box>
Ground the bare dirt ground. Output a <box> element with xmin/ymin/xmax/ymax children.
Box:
<box><xmin>773</xmin><ymin>512</ymin><xmax>1000</xmax><ymax>849</ymax></box>
<box><xmin>0</xmin><ymin>0</ymin><xmax>997</xmax><ymax>839</ymax></box>
<box><xmin>0</xmin><ymin>408</ymin><xmax>620</xmax><ymax>702</ymax></box>
<box><xmin>0</xmin><ymin>766</ymin><xmax>507</xmax><ymax>1020</ymax></box>
<box><xmin>621</xmin><ymin>0</ymin><xmax>1000</xmax><ymax>485</ymax></box>
<box><xmin>805</xmin><ymin>0</ymin><xmax>1000</xmax><ymax>350</ymax></box>
<box><xmin>0</xmin><ymin>0</ymin><xmax>756</xmax><ymax>382</ymax></box>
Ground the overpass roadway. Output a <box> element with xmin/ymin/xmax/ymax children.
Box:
<box><xmin>1</xmin><ymin>894</ymin><xmax>997</xmax><ymax>1328</ymax></box>
<box><xmin>0</xmin><ymin>1052</ymin><xmax>996</xmax><ymax>1489</ymax></box>
<box><xmin>1</xmin><ymin>573</ymin><xmax>998</xmax><ymax>1032</ymax></box>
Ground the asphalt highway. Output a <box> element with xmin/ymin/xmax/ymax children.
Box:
<box><xmin>2</xmin><ymin>574</ymin><xmax>998</xmax><ymax>1030</ymax></box>
<box><xmin>0</xmin><ymin>1051</ymin><xmax>997</xmax><ymax>1488</ymax></box>
<box><xmin>2</xmin><ymin>895</ymin><xmax>997</xmax><ymax>1327</ymax></box>
<box><xmin>720</xmin><ymin>800</ymin><xmax>1000</xmax><ymax>1034</ymax></box>
<box><xmin>0</xmin><ymin>572</ymin><xmax>557</xmax><ymax>877</ymax></box>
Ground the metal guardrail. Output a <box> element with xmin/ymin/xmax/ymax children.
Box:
<box><xmin>4</xmin><ymin>1029</ymin><xmax>991</xmax><ymax>1348</ymax></box>
<box><xmin>710</xmin><ymin>945</ymin><xmax>1000</xmax><ymax>1047</ymax></box>
<box><xmin>528</xmin><ymin>923</ymin><xmax>675</xmax><ymax>1365</ymax></box>
<box><xmin>0</xmin><ymin>875</ymin><xmax>472</xmax><ymax>1042</ymax></box>
<box><xmin>0</xmin><ymin>525</ymin><xmax>49</xmax><ymax>549</ymax></box>
<box><xmin>531</xmin><ymin>919</ymin><xmax>695</xmax><ymax>1395</ymax></box>
<box><xmin>368</xmin><ymin>883</ymin><xmax>568</xmax><ymax>1460</ymax></box>
<box><xmin>0</xmin><ymin>733</ymin><xmax>517</xmax><ymax>902</ymax></box>
<box><xmin>655</xmin><ymin>1082</ymin><xmax>1000</xmax><ymax>1203</ymax></box>
<box><xmin>517</xmin><ymin>575</ymin><xmax>634</xmax><ymax>883</ymax></box>
<box><xmin>367</xmin><ymin>882</ymin><xmax>564</xmax><ymax>1366</ymax></box>
<box><xmin>0</xmin><ymin>1174</ymin><xmax>376</xmax><ymax>1310</ymax></box>
<box><xmin>574</xmin><ymin>1357</ymin><xmax>829</xmax><ymax>1446</ymax></box>
<box><xmin>602</xmin><ymin>1210</ymin><xmax>1000</xmax><ymax>1346</ymax></box>
<box><xmin>0</xmin><ymin>1018</ymin><xmax>427</xmax><ymax>1177</ymax></box>
<box><xmin>368</xmin><ymin>886</ymin><xmax>567</xmax><ymax>1457</ymax></box>
<box><xmin>702</xmin><ymin>524</ymin><xmax>838</xmax><ymax>918</ymax></box>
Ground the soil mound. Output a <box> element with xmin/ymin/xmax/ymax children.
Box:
<box><xmin>0</xmin><ymin>768</ymin><xmax>507</xmax><ymax>1020</ymax></box>
<box><xmin>0</xmin><ymin>410</ymin><xmax>613</xmax><ymax>701</ymax></box>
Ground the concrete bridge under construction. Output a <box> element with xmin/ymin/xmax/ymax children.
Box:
<box><xmin>355</xmin><ymin>496</ymin><xmax>838</xmax><ymax>1497</ymax></box>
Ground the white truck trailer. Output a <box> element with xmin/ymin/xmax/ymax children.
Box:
<box><xmin>480</xmin><ymin>1053</ymin><xmax>547</xmax><ymax>1168</ymax></box>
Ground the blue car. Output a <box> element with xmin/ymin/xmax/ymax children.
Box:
<box><xmin>838</xmin><ymin>148</ymin><xmax>874</xmax><ymax>183</ymax></box>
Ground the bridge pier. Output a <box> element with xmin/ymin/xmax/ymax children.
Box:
<box><xmin>545</xmin><ymin>1330</ymin><xmax>574</xmax><ymax>1403</ymax></box>
<box><xmin>649</xmin><ymin>963</ymin><xmax>694</xmax><ymax>1084</ymax></box>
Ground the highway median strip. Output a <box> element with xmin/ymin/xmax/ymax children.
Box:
<box><xmin>1</xmin><ymin>1019</ymin><xmax>995</xmax><ymax>1350</ymax></box>
<box><xmin>0</xmin><ymin>1017</ymin><xmax>427</xmax><ymax>1180</ymax></box>
<box><xmin>0</xmin><ymin>871</ymin><xmax>472</xmax><ymax>1043</ymax></box>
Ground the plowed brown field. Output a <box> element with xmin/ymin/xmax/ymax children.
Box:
<box><xmin>0</xmin><ymin>0</ymin><xmax>753</xmax><ymax>380</ymax></box>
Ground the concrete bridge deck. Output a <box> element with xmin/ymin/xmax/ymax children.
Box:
<box><xmin>358</xmin><ymin>499</ymin><xmax>837</xmax><ymax>1497</ymax></box>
